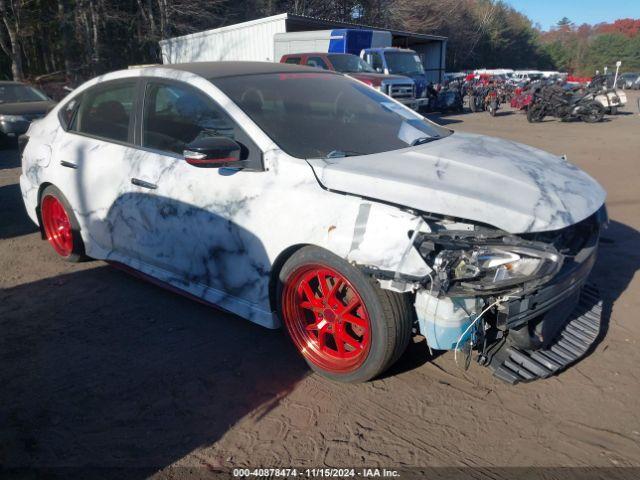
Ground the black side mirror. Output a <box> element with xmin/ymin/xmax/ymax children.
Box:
<box><xmin>184</xmin><ymin>136</ymin><xmax>242</xmax><ymax>168</ymax></box>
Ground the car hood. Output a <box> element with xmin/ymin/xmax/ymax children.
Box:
<box><xmin>0</xmin><ymin>101</ymin><xmax>56</xmax><ymax>116</ymax></box>
<box><xmin>348</xmin><ymin>73</ymin><xmax>412</xmax><ymax>84</ymax></box>
<box><xmin>307</xmin><ymin>131</ymin><xmax>606</xmax><ymax>233</ymax></box>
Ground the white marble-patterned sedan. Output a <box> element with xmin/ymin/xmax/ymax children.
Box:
<box><xmin>20</xmin><ymin>62</ymin><xmax>607</xmax><ymax>382</ymax></box>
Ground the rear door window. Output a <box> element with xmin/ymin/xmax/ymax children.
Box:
<box><xmin>73</xmin><ymin>81</ymin><xmax>136</xmax><ymax>143</ymax></box>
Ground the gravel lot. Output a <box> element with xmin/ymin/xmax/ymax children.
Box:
<box><xmin>1</xmin><ymin>93</ymin><xmax>639</xmax><ymax>477</ymax></box>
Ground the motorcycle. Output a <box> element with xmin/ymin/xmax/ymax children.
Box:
<box><xmin>484</xmin><ymin>88</ymin><xmax>500</xmax><ymax>116</ymax></box>
<box><xmin>527</xmin><ymin>84</ymin><xmax>605</xmax><ymax>123</ymax></box>
<box><xmin>467</xmin><ymin>84</ymin><xmax>487</xmax><ymax>112</ymax></box>
<box><xmin>433</xmin><ymin>87</ymin><xmax>464</xmax><ymax>113</ymax></box>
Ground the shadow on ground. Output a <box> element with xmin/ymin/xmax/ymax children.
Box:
<box><xmin>0</xmin><ymin>265</ymin><xmax>308</xmax><ymax>474</ymax></box>
<box><xmin>591</xmin><ymin>220</ymin><xmax>640</xmax><ymax>339</ymax></box>
<box><xmin>0</xmin><ymin>183</ymin><xmax>39</xmax><ymax>239</ymax></box>
<box><xmin>425</xmin><ymin>113</ymin><xmax>464</xmax><ymax>126</ymax></box>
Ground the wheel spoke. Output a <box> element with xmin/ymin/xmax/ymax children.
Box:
<box><xmin>342</xmin><ymin>312</ymin><xmax>368</xmax><ymax>329</ymax></box>
<box><xmin>328</xmin><ymin>278</ymin><xmax>343</xmax><ymax>301</ymax></box>
<box><xmin>340</xmin><ymin>297</ymin><xmax>361</xmax><ymax>315</ymax></box>
<box><xmin>316</xmin><ymin>271</ymin><xmax>330</xmax><ymax>298</ymax></box>
<box><xmin>300</xmin><ymin>282</ymin><xmax>321</xmax><ymax>307</ymax></box>
<box><xmin>334</xmin><ymin>329</ymin><xmax>346</xmax><ymax>355</ymax></box>
<box><xmin>300</xmin><ymin>300</ymin><xmax>321</xmax><ymax>312</ymax></box>
<box><xmin>317</xmin><ymin>328</ymin><xmax>327</xmax><ymax>350</ymax></box>
<box><xmin>337</xmin><ymin>329</ymin><xmax>362</xmax><ymax>350</ymax></box>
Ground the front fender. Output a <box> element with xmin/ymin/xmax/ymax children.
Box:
<box><xmin>325</xmin><ymin>200</ymin><xmax>431</xmax><ymax>280</ymax></box>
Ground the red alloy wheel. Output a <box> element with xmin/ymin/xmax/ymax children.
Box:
<box><xmin>282</xmin><ymin>264</ymin><xmax>372</xmax><ymax>373</ymax></box>
<box><xmin>41</xmin><ymin>195</ymin><xmax>73</xmax><ymax>257</ymax></box>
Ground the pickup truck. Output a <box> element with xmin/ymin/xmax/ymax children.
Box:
<box><xmin>361</xmin><ymin>47</ymin><xmax>430</xmax><ymax>109</ymax></box>
<box><xmin>280</xmin><ymin>52</ymin><xmax>418</xmax><ymax>109</ymax></box>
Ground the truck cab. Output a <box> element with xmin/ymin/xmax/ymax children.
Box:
<box><xmin>361</xmin><ymin>48</ymin><xmax>430</xmax><ymax>107</ymax></box>
<box><xmin>280</xmin><ymin>52</ymin><xmax>417</xmax><ymax>109</ymax></box>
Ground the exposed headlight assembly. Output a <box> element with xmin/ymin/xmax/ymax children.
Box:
<box><xmin>415</xmin><ymin>232</ymin><xmax>563</xmax><ymax>293</ymax></box>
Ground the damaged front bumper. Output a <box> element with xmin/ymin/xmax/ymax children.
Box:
<box><xmin>405</xmin><ymin>205</ymin><xmax>607</xmax><ymax>380</ymax></box>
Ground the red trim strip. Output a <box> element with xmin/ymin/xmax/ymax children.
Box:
<box><xmin>186</xmin><ymin>156</ymin><xmax>237</xmax><ymax>165</ymax></box>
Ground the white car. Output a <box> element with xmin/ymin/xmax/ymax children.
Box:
<box><xmin>20</xmin><ymin>62</ymin><xmax>607</xmax><ymax>383</ymax></box>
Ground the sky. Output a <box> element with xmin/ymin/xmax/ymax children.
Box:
<box><xmin>505</xmin><ymin>0</ymin><xmax>640</xmax><ymax>30</ymax></box>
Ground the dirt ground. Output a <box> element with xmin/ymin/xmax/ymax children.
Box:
<box><xmin>1</xmin><ymin>92</ymin><xmax>639</xmax><ymax>477</ymax></box>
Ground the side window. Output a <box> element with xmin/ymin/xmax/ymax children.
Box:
<box><xmin>73</xmin><ymin>81</ymin><xmax>136</xmax><ymax>143</ymax></box>
<box><xmin>141</xmin><ymin>81</ymin><xmax>258</xmax><ymax>161</ymax></box>
<box><xmin>59</xmin><ymin>95</ymin><xmax>82</xmax><ymax>130</ymax></box>
<box><xmin>369</xmin><ymin>53</ymin><xmax>384</xmax><ymax>72</ymax></box>
<box><xmin>284</xmin><ymin>57</ymin><xmax>301</xmax><ymax>65</ymax></box>
<box><xmin>306</xmin><ymin>56</ymin><xmax>329</xmax><ymax>70</ymax></box>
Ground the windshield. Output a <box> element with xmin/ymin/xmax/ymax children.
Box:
<box><xmin>328</xmin><ymin>54</ymin><xmax>376</xmax><ymax>74</ymax></box>
<box><xmin>212</xmin><ymin>72</ymin><xmax>450</xmax><ymax>159</ymax></box>
<box><xmin>0</xmin><ymin>84</ymin><xmax>49</xmax><ymax>104</ymax></box>
<box><xmin>384</xmin><ymin>52</ymin><xmax>425</xmax><ymax>76</ymax></box>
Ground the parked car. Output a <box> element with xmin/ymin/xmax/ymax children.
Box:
<box><xmin>20</xmin><ymin>62</ymin><xmax>607</xmax><ymax>384</ymax></box>
<box><xmin>0</xmin><ymin>81</ymin><xmax>56</xmax><ymax>147</ymax></box>
<box><xmin>280</xmin><ymin>52</ymin><xmax>417</xmax><ymax>109</ymax></box>
<box><xmin>616</xmin><ymin>72</ymin><xmax>640</xmax><ymax>89</ymax></box>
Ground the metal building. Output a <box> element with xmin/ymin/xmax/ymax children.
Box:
<box><xmin>160</xmin><ymin>13</ymin><xmax>447</xmax><ymax>82</ymax></box>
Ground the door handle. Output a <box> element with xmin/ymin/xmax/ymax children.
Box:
<box><xmin>131</xmin><ymin>178</ymin><xmax>157</xmax><ymax>190</ymax></box>
<box><xmin>60</xmin><ymin>160</ymin><xmax>77</xmax><ymax>169</ymax></box>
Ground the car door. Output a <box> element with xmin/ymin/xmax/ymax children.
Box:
<box><xmin>119</xmin><ymin>78</ymin><xmax>273</xmax><ymax>311</ymax></box>
<box><xmin>51</xmin><ymin>78</ymin><xmax>141</xmax><ymax>257</ymax></box>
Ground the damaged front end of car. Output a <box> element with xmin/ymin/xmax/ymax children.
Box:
<box><xmin>405</xmin><ymin>204</ymin><xmax>608</xmax><ymax>382</ymax></box>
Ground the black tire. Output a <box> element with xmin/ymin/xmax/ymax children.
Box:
<box><xmin>582</xmin><ymin>102</ymin><xmax>605</xmax><ymax>123</ymax></box>
<box><xmin>277</xmin><ymin>246</ymin><xmax>413</xmax><ymax>383</ymax></box>
<box><xmin>527</xmin><ymin>104</ymin><xmax>544</xmax><ymax>123</ymax></box>
<box><xmin>39</xmin><ymin>185</ymin><xmax>86</xmax><ymax>262</ymax></box>
<box><xmin>610</xmin><ymin>106</ymin><xmax>618</xmax><ymax>115</ymax></box>
<box><xmin>469</xmin><ymin>95</ymin><xmax>477</xmax><ymax>112</ymax></box>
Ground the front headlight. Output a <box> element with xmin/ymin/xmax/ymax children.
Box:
<box><xmin>436</xmin><ymin>244</ymin><xmax>560</xmax><ymax>283</ymax></box>
<box><xmin>420</xmin><ymin>238</ymin><xmax>562</xmax><ymax>293</ymax></box>
<box><xmin>0</xmin><ymin>114</ymin><xmax>28</xmax><ymax>122</ymax></box>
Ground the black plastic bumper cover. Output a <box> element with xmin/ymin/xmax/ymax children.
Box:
<box><xmin>488</xmin><ymin>283</ymin><xmax>602</xmax><ymax>384</ymax></box>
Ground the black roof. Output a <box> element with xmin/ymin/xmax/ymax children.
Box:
<box><xmin>157</xmin><ymin>61</ymin><xmax>338</xmax><ymax>79</ymax></box>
